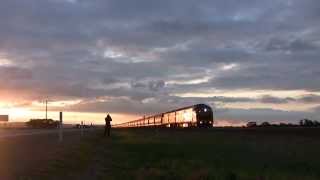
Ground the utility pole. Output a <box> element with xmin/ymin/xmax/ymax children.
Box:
<box><xmin>43</xmin><ymin>98</ymin><xmax>51</xmax><ymax>120</ymax></box>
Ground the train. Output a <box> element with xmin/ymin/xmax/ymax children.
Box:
<box><xmin>113</xmin><ymin>104</ymin><xmax>214</xmax><ymax>128</ymax></box>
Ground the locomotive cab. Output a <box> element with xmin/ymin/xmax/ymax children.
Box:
<box><xmin>194</xmin><ymin>104</ymin><xmax>214</xmax><ymax>128</ymax></box>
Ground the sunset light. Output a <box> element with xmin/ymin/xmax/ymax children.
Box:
<box><xmin>0</xmin><ymin>0</ymin><xmax>319</xmax><ymax>126</ymax></box>
<box><xmin>1</xmin><ymin>0</ymin><xmax>320</xmax><ymax>179</ymax></box>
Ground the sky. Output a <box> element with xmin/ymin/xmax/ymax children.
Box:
<box><xmin>0</xmin><ymin>0</ymin><xmax>320</xmax><ymax>125</ymax></box>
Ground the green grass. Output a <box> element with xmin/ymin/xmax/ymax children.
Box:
<box><xmin>33</xmin><ymin>128</ymin><xmax>320</xmax><ymax>180</ymax></box>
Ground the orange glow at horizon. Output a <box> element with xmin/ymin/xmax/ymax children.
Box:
<box><xmin>0</xmin><ymin>105</ymin><xmax>141</xmax><ymax>125</ymax></box>
<box><xmin>213</xmin><ymin>119</ymin><xmax>246</xmax><ymax>127</ymax></box>
<box><xmin>0</xmin><ymin>106</ymin><xmax>32</xmax><ymax>119</ymax></box>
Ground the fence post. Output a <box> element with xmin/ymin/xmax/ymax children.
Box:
<box><xmin>59</xmin><ymin>112</ymin><xmax>63</xmax><ymax>142</ymax></box>
<box><xmin>81</xmin><ymin>121</ymin><xmax>84</xmax><ymax>136</ymax></box>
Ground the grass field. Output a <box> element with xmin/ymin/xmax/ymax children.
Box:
<box><xmin>32</xmin><ymin>128</ymin><xmax>320</xmax><ymax>180</ymax></box>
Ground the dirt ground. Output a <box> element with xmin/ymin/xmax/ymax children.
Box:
<box><xmin>0</xmin><ymin>129</ymin><xmax>96</xmax><ymax>180</ymax></box>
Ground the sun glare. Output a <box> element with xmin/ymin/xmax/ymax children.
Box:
<box><xmin>0</xmin><ymin>107</ymin><xmax>32</xmax><ymax>119</ymax></box>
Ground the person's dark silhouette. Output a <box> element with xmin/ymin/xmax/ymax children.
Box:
<box><xmin>104</xmin><ymin>114</ymin><xmax>112</xmax><ymax>137</ymax></box>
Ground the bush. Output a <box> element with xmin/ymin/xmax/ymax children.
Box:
<box><xmin>299</xmin><ymin>119</ymin><xmax>320</xmax><ymax>127</ymax></box>
<box><xmin>26</xmin><ymin>119</ymin><xmax>59</xmax><ymax>129</ymax></box>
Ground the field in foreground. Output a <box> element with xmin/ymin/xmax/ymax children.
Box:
<box><xmin>27</xmin><ymin>128</ymin><xmax>320</xmax><ymax>180</ymax></box>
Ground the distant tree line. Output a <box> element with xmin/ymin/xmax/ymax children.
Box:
<box><xmin>246</xmin><ymin>118</ymin><xmax>320</xmax><ymax>128</ymax></box>
<box><xmin>26</xmin><ymin>119</ymin><xmax>59</xmax><ymax>129</ymax></box>
<box><xmin>299</xmin><ymin>119</ymin><xmax>320</xmax><ymax>127</ymax></box>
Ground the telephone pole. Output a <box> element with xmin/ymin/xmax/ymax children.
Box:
<box><xmin>44</xmin><ymin>99</ymin><xmax>49</xmax><ymax>120</ymax></box>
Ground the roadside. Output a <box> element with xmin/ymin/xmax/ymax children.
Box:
<box><xmin>0</xmin><ymin>128</ymin><xmax>83</xmax><ymax>138</ymax></box>
<box><xmin>0</xmin><ymin>129</ymin><xmax>99</xmax><ymax>180</ymax></box>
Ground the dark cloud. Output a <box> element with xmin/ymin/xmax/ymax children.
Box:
<box><xmin>0</xmin><ymin>66</ymin><xmax>32</xmax><ymax>80</ymax></box>
<box><xmin>259</xmin><ymin>95</ymin><xmax>292</xmax><ymax>104</ymax></box>
<box><xmin>131</xmin><ymin>80</ymin><xmax>166</xmax><ymax>91</ymax></box>
<box><xmin>299</xmin><ymin>94</ymin><xmax>320</xmax><ymax>103</ymax></box>
<box><xmin>312</xmin><ymin>105</ymin><xmax>320</xmax><ymax>113</ymax></box>
<box><xmin>216</xmin><ymin>108</ymin><xmax>312</xmax><ymax>124</ymax></box>
<box><xmin>208</xmin><ymin>58</ymin><xmax>320</xmax><ymax>91</ymax></box>
<box><xmin>148</xmin><ymin>80</ymin><xmax>165</xmax><ymax>91</ymax></box>
<box><xmin>264</xmin><ymin>38</ymin><xmax>319</xmax><ymax>52</ymax></box>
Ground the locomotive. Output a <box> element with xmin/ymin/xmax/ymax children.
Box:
<box><xmin>113</xmin><ymin>104</ymin><xmax>214</xmax><ymax>128</ymax></box>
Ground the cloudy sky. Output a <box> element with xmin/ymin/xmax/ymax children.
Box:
<box><xmin>0</xmin><ymin>0</ymin><xmax>320</xmax><ymax>125</ymax></box>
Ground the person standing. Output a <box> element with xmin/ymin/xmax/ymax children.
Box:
<box><xmin>104</xmin><ymin>114</ymin><xmax>112</xmax><ymax>137</ymax></box>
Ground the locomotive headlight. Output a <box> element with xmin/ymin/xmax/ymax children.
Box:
<box><xmin>204</xmin><ymin>108</ymin><xmax>207</xmax><ymax>112</ymax></box>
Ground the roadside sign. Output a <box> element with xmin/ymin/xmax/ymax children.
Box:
<box><xmin>0</xmin><ymin>115</ymin><xmax>9</xmax><ymax>122</ymax></box>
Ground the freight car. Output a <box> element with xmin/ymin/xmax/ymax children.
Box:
<box><xmin>113</xmin><ymin>104</ymin><xmax>214</xmax><ymax>128</ymax></box>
